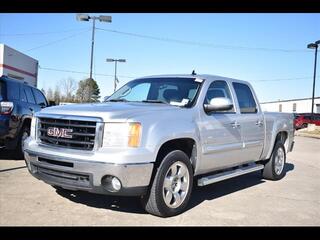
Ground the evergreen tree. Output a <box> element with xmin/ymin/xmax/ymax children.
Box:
<box><xmin>76</xmin><ymin>78</ymin><xmax>100</xmax><ymax>103</ymax></box>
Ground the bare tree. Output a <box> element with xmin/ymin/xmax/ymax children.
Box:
<box><xmin>46</xmin><ymin>87</ymin><xmax>54</xmax><ymax>101</ymax></box>
<box><xmin>60</xmin><ymin>78</ymin><xmax>77</xmax><ymax>102</ymax></box>
<box><xmin>53</xmin><ymin>85</ymin><xmax>61</xmax><ymax>105</ymax></box>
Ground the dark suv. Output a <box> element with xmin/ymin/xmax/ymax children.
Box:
<box><xmin>0</xmin><ymin>76</ymin><xmax>49</xmax><ymax>158</ymax></box>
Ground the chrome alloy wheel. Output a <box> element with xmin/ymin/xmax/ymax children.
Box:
<box><xmin>274</xmin><ymin>147</ymin><xmax>285</xmax><ymax>175</ymax></box>
<box><xmin>162</xmin><ymin>161</ymin><xmax>190</xmax><ymax>209</ymax></box>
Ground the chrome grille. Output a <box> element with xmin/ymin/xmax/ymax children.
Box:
<box><xmin>38</xmin><ymin>117</ymin><xmax>97</xmax><ymax>150</ymax></box>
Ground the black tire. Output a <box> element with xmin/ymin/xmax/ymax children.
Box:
<box><xmin>262</xmin><ymin>141</ymin><xmax>286</xmax><ymax>180</ymax></box>
<box><xmin>141</xmin><ymin>150</ymin><xmax>193</xmax><ymax>217</ymax></box>
<box><xmin>13</xmin><ymin>124</ymin><xmax>30</xmax><ymax>160</ymax></box>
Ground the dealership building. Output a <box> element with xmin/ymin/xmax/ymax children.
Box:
<box><xmin>260</xmin><ymin>97</ymin><xmax>320</xmax><ymax>113</ymax></box>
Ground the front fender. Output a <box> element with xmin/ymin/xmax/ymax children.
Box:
<box><xmin>144</xmin><ymin>118</ymin><xmax>202</xmax><ymax>174</ymax></box>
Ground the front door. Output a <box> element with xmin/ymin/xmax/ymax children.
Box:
<box><xmin>198</xmin><ymin>80</ymin><xmax>245</xmax><ymax>174</ymax></box>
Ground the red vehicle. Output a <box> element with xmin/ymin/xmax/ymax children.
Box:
<box><xmin>294</xmin><ymin>113</ymin><xmax>320</xmax><ymax>130</ymax></box>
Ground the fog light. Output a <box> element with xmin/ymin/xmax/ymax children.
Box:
<box><xmin>111</xmin><ymin>177</ymin><xmax>121</xmax><ymax>191</ymax></box>
<box><xmin>101</xmin><ymin>175</ymin><xmax>122</xmax><ymax>192</ymax></box>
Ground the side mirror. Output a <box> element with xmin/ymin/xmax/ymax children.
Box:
<box><xmin>204</xmin><ymin>97</ymin><xmax>233</xmax><ymax>113</ymax></box>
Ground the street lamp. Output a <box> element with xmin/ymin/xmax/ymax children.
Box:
<box><xmin>106</xmin><ymin>58</ymin><xmax>126</xmax><ymax>92</ymax></box>
<box><xmin>76</xmin><ymin>14</ymin><xmax>112</xmax><ymax>80</ymax></box>
<box><xmin>307</xmin><ymin>40</ymin><xmax>320</xmax><ymax>117</ymax></box>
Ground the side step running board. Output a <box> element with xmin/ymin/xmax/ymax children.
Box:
<box><xmin>198</xmin><ymin>163</ymin><xmax>264</xmax><ymax>187</ymax></box>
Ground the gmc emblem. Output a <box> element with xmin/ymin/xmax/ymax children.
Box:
<box><xmin>47</xmin><ymin>127</ymin><xmax>73</xmax><ymax>139</ymax></box>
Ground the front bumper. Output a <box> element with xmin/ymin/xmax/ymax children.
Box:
<box><xmin>24</xmin><ymin>141</ymin><xmax>154</xmax><ymax>196</ymax></box>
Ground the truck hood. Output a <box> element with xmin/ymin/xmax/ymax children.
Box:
<box><xmin>37</xmin><ymin>102</ymin><xmax>180</xmax><ymax>122</ymax></box>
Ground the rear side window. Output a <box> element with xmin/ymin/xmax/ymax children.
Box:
<box><xmin>6</xmin><ymin>81</ymin><xmax>20</xmax><ymax>100</ymax></box>
<box><xmin>20</xmin><ymin>88</ymin><xmax>27</xmax><ymax>102</ymax></box>
<box><xmin>32</xmin><ymin>88</ymin><xmax>47</xmax><ymax>106</ymax></box>
<box><xmin>232</xmin><ymin>82</ymin><xmax>257</xmax><ymax>113</ymax></box>
<box><xmin>23</xmin><ymin>86</ymin><xmax>36</xmax><ymax>104</ymax></box>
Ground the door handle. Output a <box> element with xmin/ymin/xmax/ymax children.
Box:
<box><xmin>230</xmin><ymin>121</ymin><xmax>240</xmax><ymax>128</ymax></box>
<box><xmin>255</xmin><ymin>120</ymin><xmax>263</xmax><ymax>126</ymax></box>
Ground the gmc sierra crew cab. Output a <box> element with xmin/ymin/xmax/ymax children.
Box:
<box><xmin>24</xmin><ymin>74</ymin><xmax>295</xmax><ymax>217</ymax></box>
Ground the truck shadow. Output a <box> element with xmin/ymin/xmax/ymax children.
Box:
<box><xmin>55</xmin><ymin>163</ymin><xmax>294</xmax><ymax>215</ymax></box>
<box><xmin>55</xmin><ymin>189</ymin><xmax>145</xmax><ymax>214</ymax></box>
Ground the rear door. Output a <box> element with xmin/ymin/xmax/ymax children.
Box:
<box><xmin>23</xmin><ymin>85</ymin><xmax>40</xmax><ymax>113</ymax></box>
<box><xmin>232</xmin><ymin>82</ymin><xmax>264</xmax><ymax>162</ymax></box>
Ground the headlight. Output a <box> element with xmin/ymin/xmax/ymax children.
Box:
<box><xmin>103</xmin><ymin>122</ymin><xmax>141</xmax><ymax>148</ymax></box>
<box><xmin>30</xmin><ymin>116</ymin><xmax>37</xmax><ymax>139</ymax></box>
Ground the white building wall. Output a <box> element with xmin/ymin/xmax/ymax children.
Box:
<box><xmin>0</xmin><ymin>44</ymin><xmax>38</xmax><ymax>87</ymax></box>
<box><xmin>261</xmin><ymin>98</ymin><xmax>320</xmax><ymax>113</ymax></box>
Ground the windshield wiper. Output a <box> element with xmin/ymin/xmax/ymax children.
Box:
<box><xmin>141</xmin><ymin>100</ymin><xmax>167</xmax><ymax>104</ymax></box>
<box><xmin>107</xmin><ymin>99</ymin><xmax>128</xmax><ymax>102</ymax></box>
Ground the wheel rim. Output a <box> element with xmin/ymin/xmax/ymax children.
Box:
<box><xmin>162</xmin><ymin>161</ymin><xmax>190</xmax><ymax>209</ymax></box>
<box><xmin>274</xmin><ymin>147</ymin><xmax>285</xmax><ymax>175</ymax></box>
<box><xmin>21</xmin><ymin>131</ymin><xmax>29</xmax><ymax>152</ymax></box>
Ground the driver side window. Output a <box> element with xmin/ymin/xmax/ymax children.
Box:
<box><xmin>204</xmin><ymin>80</ymin><xmax>234</xmax><ymax>113</ymax></box>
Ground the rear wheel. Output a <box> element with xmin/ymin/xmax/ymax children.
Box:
<box><xmin>262</xmin><ymin>141</ymin><xmax>286</xmax><ymax>180</ymax></box>
<box><xmin>141</xmin><ymin>150</ymin><xmax>193</xmax><ymax>217</ymax></box>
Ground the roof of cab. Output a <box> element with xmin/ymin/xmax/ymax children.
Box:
<box><xmin>136</xmin><ymin>73</ymin><xmax>250</xmax><ymax>85</ymax></box>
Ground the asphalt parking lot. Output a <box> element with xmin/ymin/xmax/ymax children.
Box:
<box><xmin>0</xmin><ymin>136</ymin><xmax>319</xmax><ymax>226</ymax></box>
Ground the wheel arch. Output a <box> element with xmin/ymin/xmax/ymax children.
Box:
<box><xmin>154</xmin><ymin>138</ymin><xmax>197</xmax><ymax>172</ymax></box>
<box><xmin>266</xmin><ymin>130</ymin><xmax>289</xmax><ymax>159</ymax></box>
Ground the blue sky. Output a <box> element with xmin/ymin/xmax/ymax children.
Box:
<box><xmin>0</xmin><ymin>13</ymin><xmax>319</xmax><ymax>102</ymax></box>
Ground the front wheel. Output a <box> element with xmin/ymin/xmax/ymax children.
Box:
<box><xmin>262</xmin><ymin>141</ymin><xmax>286</xmax><ymax>180</ymax></box>
<box><xmin>14</xmin><ymin>125</ymin><xmax>30</xmax><ymax>159</ymax></box>
<box><xmin>141</xmin><ymin>150</ymin><xmax>193</xmax><ymax>217</ymax></box>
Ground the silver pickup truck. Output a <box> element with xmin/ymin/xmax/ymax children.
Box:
<box><xmin>24</xmin><ymin>74</ymin><xmax>294</xmax><ymax>217</ymax></box>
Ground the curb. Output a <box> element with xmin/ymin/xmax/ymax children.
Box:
<box><xmin>295</xmin><ymin>133</ymin><xmax>320</xmax><ymax>139</ymax></box>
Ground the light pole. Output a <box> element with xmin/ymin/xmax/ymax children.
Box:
<box><xmin>307</xmin><ymin>40</ymin><xmax>320</xmax><ymax>117</ymax></box>
<box><xmin>76</xmin><ymin>14</ymin><xmax>112</xmax><ymax>80</ymax></box>
<box><xmin>106</xmin><ymin>58</ymin><xmax>126</xmax><ymax>92</ymax></box>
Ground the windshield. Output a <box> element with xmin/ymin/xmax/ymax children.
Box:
<box><xmin>107</xmin><ymin>77</ymin><xmax>202</xmax><ymax>107</ymax></box>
